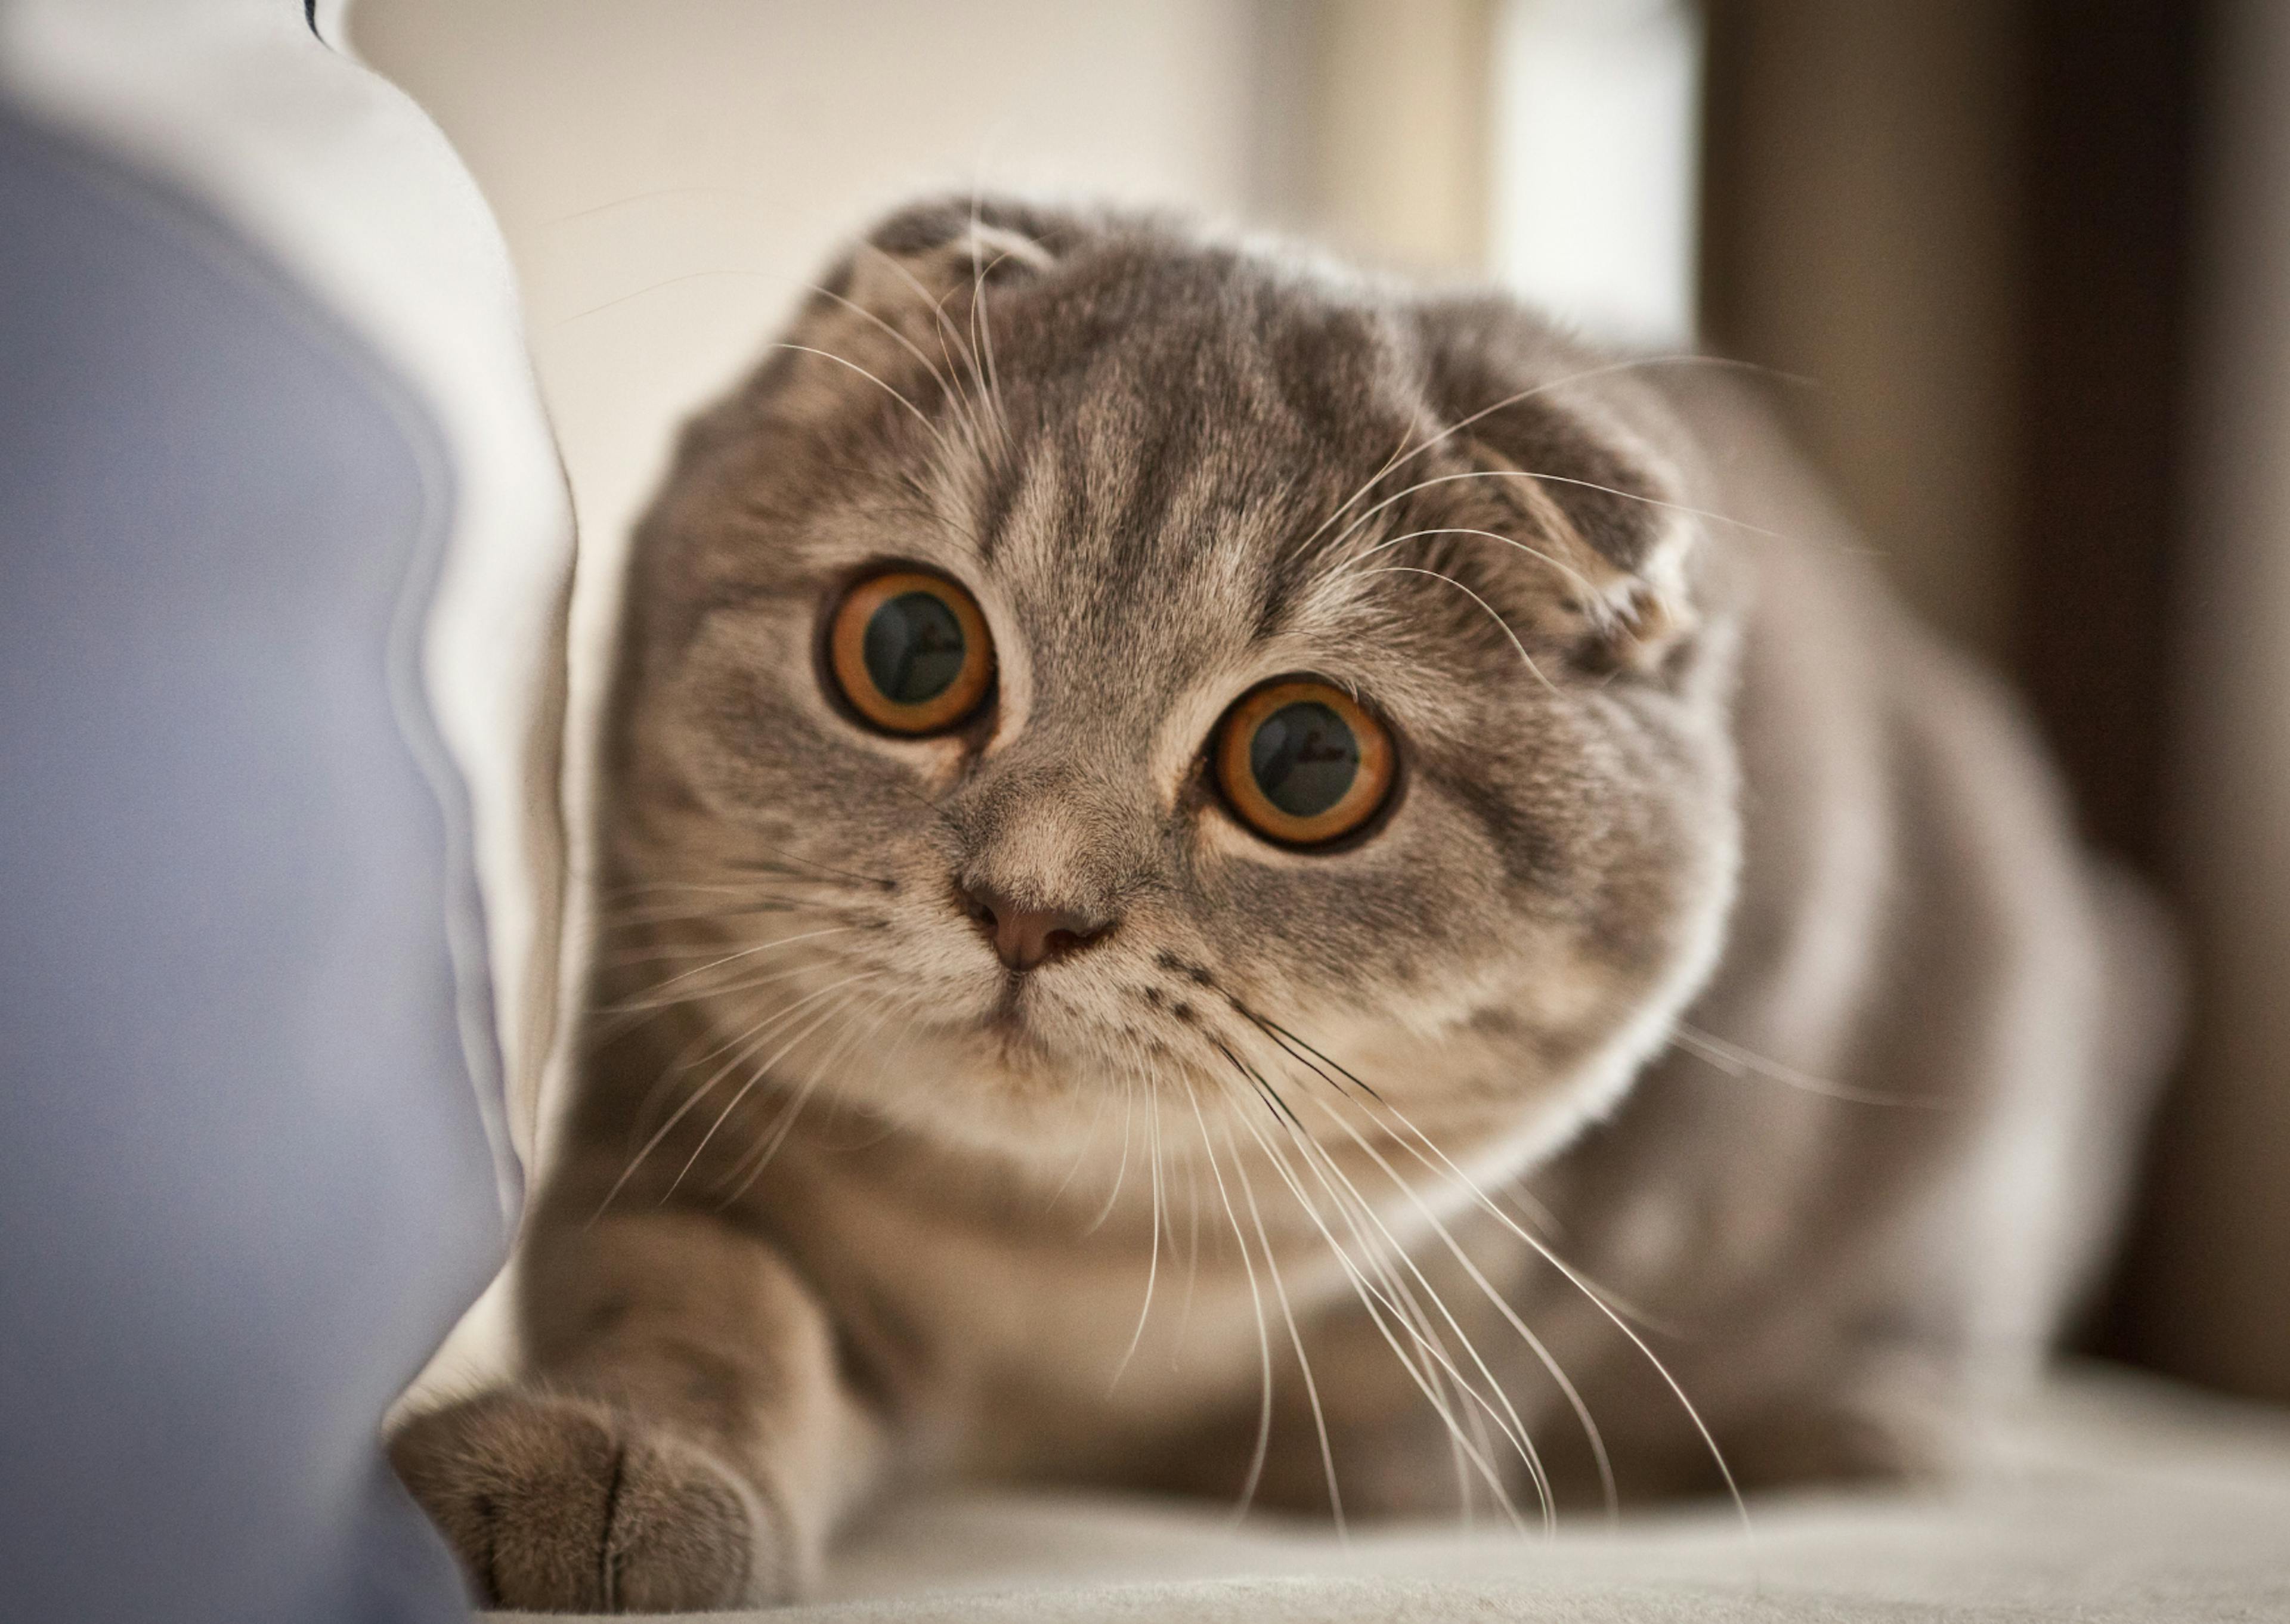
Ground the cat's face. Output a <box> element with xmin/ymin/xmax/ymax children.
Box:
<box><xmin>600</xmin><ymin>201</ymin><xmax>1742</xmax><ymax>1173</ymax></box>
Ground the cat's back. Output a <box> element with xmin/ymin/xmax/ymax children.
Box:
<box><xmin>1513</xmin><ymin>370</ymin><xmax>2177</xmax><ymax>1490</ymax></box>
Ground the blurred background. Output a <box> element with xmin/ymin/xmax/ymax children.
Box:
<box><xmin>352</xmin><ymin>0</ymin><xmax>2289</xmax><ymax>1410</ymax></box>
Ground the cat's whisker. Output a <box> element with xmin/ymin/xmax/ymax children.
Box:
<box><xmin>855</xmin><ymin>237</ymin><xmax>1003</xmax><ymax>456</ymax></box>
<box><xmin>1175</xmin><ymin>1123</ymin><xmax>1205</xmax><ymax>1365</ymax></box>
<box><xmin>804</xmin><ymin>279</ymin><xmax>994</xmax><ymax>461</ymax></box>
<box><xmin>1327</xmin><ymin>466</ymin><xmax>1815</xmax><ymax>557</ymax></box>
<box><xmin>1217</xmin><ymin>1107</ymin><xmax>1348</xmax><ymax>1537</ymax></box>
<box><xmin>882</xmin><ymin>774</ymin><xmax>962</xmax><ymax>834</ymax></box>
<box><xmin>964</xmin><ymin>189</ymin><xmax>1016</xmax><ymax>448</ymax></box>
<box><xmin>1277</xmin><ymin>1104</ymin><xmax>1548</xmax><ymax>1529</ymax></box>
<box><xmin>1182</xmin><ymin>1084</ymin><xmax>1276</xmax><ymax>1521</ymax></box>
<box><xmin>1047</xmin><ymin>1068</ymin><xmax>1121</xmax><ymax>1211</ymax></box>
<box><xmin>623</xmin><ymin>1015</ymin><xmax>766</xmax><ymax>1177</ymax></box>
<box><xmin>715</xmin><ymin>848</ymin><xmax>899</xmax><ymax>893</ymax></box>
<box><xmin>1246</xmin><ymin>1026</ymin><xmax>1608</xmax><ymax>1523</ymax></box>
<box><xmin>1110</xmin><ymin>1086</ymin><xmax>1169</xmax><ymax>1388</ymax></box>
<box><xmin>1335</xmin><ymin>525</ymin><xmax>1596</xmax><ymax>597</ymax></box>
<box><xmin>595</xmin><ymin>899</ymin><xmax>820</xmax><ymax>937</ymax></box>
<box><xmin>595</xmin><ymin>956</ymin><xmax>843</xmax><ymax>1031</ymax></box>
<box><xmin>621</xmin><ymin>925</ymin><xmax>861</xmax><ymax>1001</ymax></box>
<box><xmin>1351</xmin><ymin>565</ymin><xmax>1559</xmax><ymax>695</ymax></box>
<box><xmin>552</xmin><ymin>246</ymin><xmax>997</xmax><ymax>478</ymax></box>
<box><xmin>761</xmin><ymin>342</ymin><xmax>961</xmax><ymax>468</ymax></box>
<box><xmin>915</xmin><ymin>281</ymin><xmax>1003</xmax><ymax>467</ymax></box>
<box><xmin>591</xmin><ymin>972</ymin><xmax>875</xmax><ymax>1220</ymax></box>
<box><xmin>1218</xmin><ymin>1041</ymin><xmax>1551</xmax><ymax>1529</ymax></box>
<box><xmin>1085</xmin><ymin>1078</ymin><xmax>1141</xmax><ymax>1237</ymax></box>
<box><xmin>596</xmin><ymin>875</ymin><xmax>810</xmax><ymax>901</ymax></box>
<box><xmin>714</xmin><ymin>986</ymin><xmax>896</xmax><ymax>1205</ymax></box>
<box><xmin>661</xmin><ymin>979</ymin><xmax>879</xmax><ymax>1204</ymax></box>
<box><xmin>600</xmin><ymin>912</ymin><xmax>861</xmax><ymax>962</ymax></box>
<box><xmin>1247</xmin><ymin>1014</ymin><xmax>1751</xmax><ymax>1543</ymax></box>
<box><xmin>710</xmin><ymin>1070</ymin><xmax>831</xmax><ymax>1207</ymax></box>
<box><xmin>552</xmin><ymin>266</ymin><xmax>777</xmax><ymax>326</ymax></box>
<box><xmin>623</xmin><ymin>844</ymin><xmax>894</xmax><ymax>893</ymax></box>
<box><xmin>1305</xmin><ymin>353</ymin><xmax>1800</xmax><ymax>549</ymax></box>
<box><xmin>1217</xmin><ymin>1050</ymin><xmax>1483</xmax><ymax>1519</ymax></box>
<box><xmin>593</xmin><ymin>876</ymin><xmax>852</xmax><ymax>917</ymax></box>
<box><xmin>969</xmin><ymin>247</ymin><xmax>1027</xmax><ymax>442</ymax></box>
<box><xmin>823</xmin><ymin>986</ymin><xmax>931</xmax><ymax>1160</ymax></box>
<box><xmin>1240</xmin><ymin>1013</ymin><xmax>1627</xmax><ymax>1515</ymax></box>
<box><xmin>624</xmin><ymin>976</ymin><xmax>855</xmax><ymax>1149</ymax></box>
<box><xmin>1672</xmin><ymin>1022</ymin><xmax>1945</xmax><ymax>1109</ymax></box>
<box><xmin>1487</xmin><ymin>1167</ymin><xmax>1564</xmax><ymax>1240</ymax></box>
<box><xmin>1214</xmin><ymin>1056</ymin><xmax>1533</xmax><ymax>1530</ymax></box>
<box><xmin>531</xmin><ymin>182</ymin><xmax>762</xmax><ymax>230</ymax></box>
<box><xmin>1291</xmin><ymin>419</ymin><xmax>1436</xmax><ymax>563</ymax></box>
<box><xmin>924</xmin><ymin>258</ymin><xmax>1002</xmax><ymax>463</ymax></box>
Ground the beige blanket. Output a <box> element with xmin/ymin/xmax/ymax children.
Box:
<box><xmin>497</xmin><ymin>1366</ymin><xmax>2290</xmax><ymax>1622</ymax></box>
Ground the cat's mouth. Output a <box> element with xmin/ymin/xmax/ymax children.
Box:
<box><xmin>977</xmin><ymin>973</ymin><xmax>1052</xmax><ymax>1050</ymax></box>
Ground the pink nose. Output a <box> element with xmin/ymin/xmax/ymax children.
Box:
<box><xmin>957</xmin><ymin>882</ymin><xmax>1111</xmax><ymax>972</ymax></box>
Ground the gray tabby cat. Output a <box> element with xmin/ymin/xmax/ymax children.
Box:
<box><xmin>390</xmin><ymin>199</ymin><xmax>2173</xmax><ymax>1610</ymax></box>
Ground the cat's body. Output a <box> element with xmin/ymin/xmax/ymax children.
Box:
<box><xmin>392</xmin><ymin>200</ymin><xmax>2171</xmax><ymax>1610</ymax></box>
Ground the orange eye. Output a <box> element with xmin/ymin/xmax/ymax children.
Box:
<box><xmin>1214</xmin><ymin>678</ymin><xmax>1395</xmax><ymax>847</ymax></box>
<box><xmin>827</xmin><ymin>569</ymin><xmax>994</xmax><ymax>734</ymax></box>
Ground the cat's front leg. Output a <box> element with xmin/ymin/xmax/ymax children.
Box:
<box><xmin>390</xmin><ymin>1207</ymin><xmax>883</xmax><ymax>1610</ymax></box>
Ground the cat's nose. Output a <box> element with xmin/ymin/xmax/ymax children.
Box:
<box><xmin>957</xmin><ymin>882</ymin><xmax>1112</xmax><ymax>972</ymax></box>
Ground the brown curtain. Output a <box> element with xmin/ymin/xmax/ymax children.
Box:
<box><xmin>1702</xmin><ymin>0</ymin><xmax>2290</xmax><ymax>1405</ymax></box>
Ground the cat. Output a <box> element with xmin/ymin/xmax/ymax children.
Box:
<box><xmin>389</xmin><ymin>197</ymin><xmax>2174</xmax><ymax>1611</ymax></box>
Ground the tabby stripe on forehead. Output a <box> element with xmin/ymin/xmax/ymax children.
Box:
<box><xmin>970</xmin><ymin>447</ymin><xmax>1027</xmax><ymax>568</ymax></box>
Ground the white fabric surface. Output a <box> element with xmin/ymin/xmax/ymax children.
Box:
<box><xmin>0</xmin><ymin>0</ymin><xmax>577</xmax><ymax>1204</ymax></box>
<box><xmin>498</xmin><ymin>1367</ymin><xmax>2290</xmax><ymax>1622</ymax></box>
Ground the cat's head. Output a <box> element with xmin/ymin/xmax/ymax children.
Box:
<box><xmin>597</xmin><ymin>198</ymin><xmax>1742</xmax><ymax>1174</ymax></box>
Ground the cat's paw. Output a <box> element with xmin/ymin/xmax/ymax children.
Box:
<box><xmin>389</xmin><ymin>1389</ymin><xmax>788</xmax><ymax>1611</ymax></box>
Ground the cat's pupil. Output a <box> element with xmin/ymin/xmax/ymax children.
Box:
<box><xmin>863</xmin><ymin>591</ymin><xmax>965</xmax><ymax>705</ymax></box>
<box><xmin>1249</xmin><ymin>701</ymin><xmax>1359</xmax><ymax>819</ymax></box>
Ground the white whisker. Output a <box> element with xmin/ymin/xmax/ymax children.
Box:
<box><xmin>1260</xmin><ymin>1034</ymin><xmax>1614</xmax><ymax>1522</ymax></box>
<box><xmin>1111</xmin><ymin>1087</ymin><xmax>1168</xmax><ymax>1388</ymax></box>
<box><xmin>590</xmin><ymin>971</ymin><xmax>874</xmax><ymax>1220</ymax></box>
<box><xmin>1337</xmin><ymin>525</ymin><xmax>1597</xmax><ymax>596</ymax></box>
<box><xmin>1352</xmin><ymin>565</ymin><xmax>1559</xmax><ymax>695</ymax></box>
<box><xmin>1261</xmin><ymin>1018</ymin><xmax>1753</xmax><ymax>1543</ymax></box>
<box><xmin>1218</xmin><ymin>1071</ymin><xmax>1533</xmax><ymax>1530</ymax></box>
<box><xmin>663</xmin><ymin>983</ymin><xmax>875</xmax><ymax>1202</ymax></box>
<box><xmin>1673</xmin><ymin>1023</ymin><xmax>1942</xmax><ymax>1109</ymax></box>
<box><xmin>1219</xmin><ymin>1111</ymin><xmax>1347</xmax><ymax>1535</ymax></box>
<box><xmin>1086</xmin><ymin>1079</ymin><xmax>1140</xmax><ymax>1236</ymax></box>
<box><xmin>764</xmin><ymin>342</ymin><xmax>960</xmax><ymax>466</ymax></box>
<box><xmin>1184</xmin><ymin>1086</ymin><xmax>1276</xmax><ymax>1520</ymax></box>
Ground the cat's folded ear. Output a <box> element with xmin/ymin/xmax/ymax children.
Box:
<box><xmin>1455</xmin><ymin>433</ymin><xmax>1697</xmax><ymax>678</ymax></box>
<box><xmin>813</xmin><ymin>196</ymin><xmax>1080</xmax><ymax>343</ymax></box>
<box><xmin>1411</xmin><ymin>299</ymin><xmax>1703</xmax><ymax>677</ymax></box>
<box><xmin>696</xmin><ymin>197</ymin><xmax>1084</xmax><ymax>455</ymax></box>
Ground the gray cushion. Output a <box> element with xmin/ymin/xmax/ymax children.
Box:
<box><xmin>0</xmin><ymin>106</ymin><xmax>497</xmax><ymax>1624</ymax></box>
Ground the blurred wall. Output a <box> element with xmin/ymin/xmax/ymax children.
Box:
<box><xmin>1285</xmin><ymin>0</ymin><xmax>1493</xmax><ymax>275</ymax></box>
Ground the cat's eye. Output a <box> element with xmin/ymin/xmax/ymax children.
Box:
<box><xmin>827</xmin><ymin>568</ymin><xmax>995</xmax><ymax>734</ymax></box>
<box><xmin>1214</xmin><ymin>678</ymin><xmax>1395</xmax><ymax>847</ymax></box>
